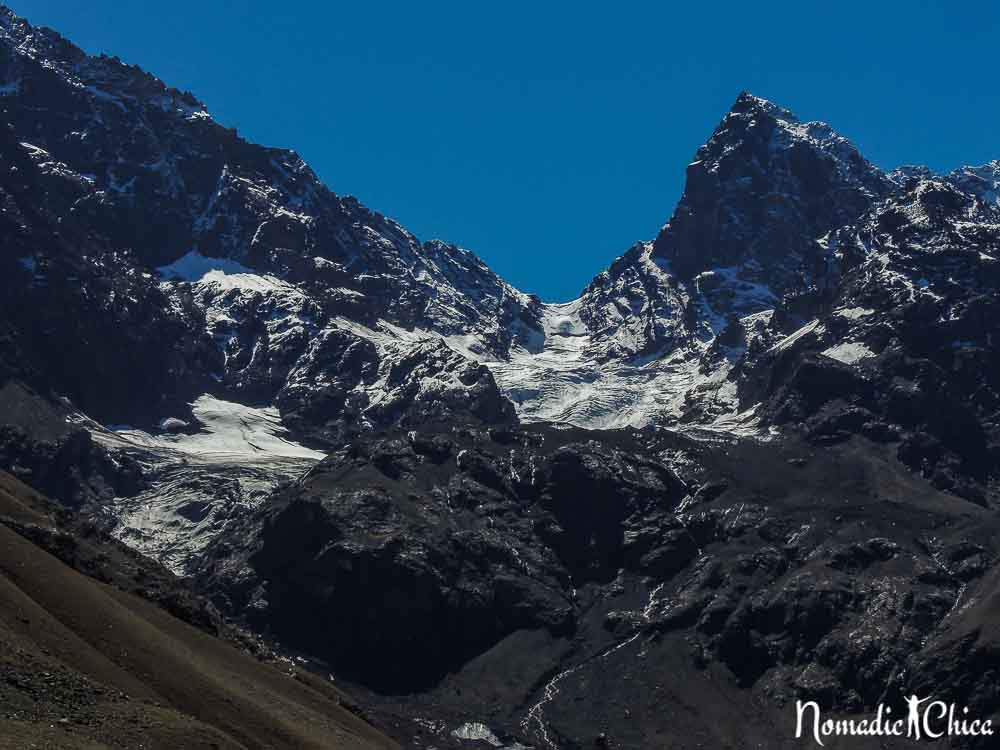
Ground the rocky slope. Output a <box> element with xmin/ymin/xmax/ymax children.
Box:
<box><xmin>2</xmin><ymin>4</ymin><xmax>1000</xmax><ymax>749</ymax></box>
<box><xmin>199</xmin><ymin>426</ymin><xmax>1000</xmax><ymax>749</ymax></box>
<box><xmin>0</xmin><ymin>471</ymin><xmax>397</xmax><ymax>750</ymax></box>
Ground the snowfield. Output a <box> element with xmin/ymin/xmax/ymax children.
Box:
<box><xmin>104</xmin><ymin>394</ymin><xmax>325</xmax><ymax>460</ymax></box>
<box><xmin>92</xmin><ymin>395</ymin><xmax>324</xmax><ymax>574</ymax></box>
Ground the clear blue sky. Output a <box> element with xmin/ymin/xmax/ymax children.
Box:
<box><xmin>11</xmin><ymin>1</ymin><xmax>1000</xmax><ymax>301</ymax></box>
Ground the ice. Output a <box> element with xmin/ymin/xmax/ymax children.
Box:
<box><xmin>478</xmin><ymin>246</ymin><xmax>771</xmax><ymax>436</ymax></box>
<box><xmin>835</xmin><ymin>307</ymin><xmax>875</xmax><ymax>320</ymax></box>
<box><xmin>158</xmin><ymin>417</ymin><xmax>189</xmax><ymax>432</ymax></box>
<box><xmin>822</xmin><ymin>341</ymin><xmax>875</xmax><ymax>365</ymax></box>
<box><xmin>542</xmin><ymin>298</ymin><xmax>589</xmax><ymax>337</ymax></box>
<box><xmin>489</xmin><ymin>305</ymin><xmax>747</xmax><ymax>433</ymax></box>
<box><xmin>771</xmin><ymin>319</ymin><xmax>822</xmax><ymax>353</ymax></box>
<box><xmin>197</xmin><ymin>269</ymin><xmax>296</xmax><ymax>294</ymax></box>
<box><xmin>451</xmin><ymin>722</ymin><xmax>503</xmax><ymax>746</ymax></box>
<box><xmin>442</xmin><ymin>333</ymin><xmax>494</xmax><ymax>361</ymax></box>
<box><xmin>104</xmin><ymin>394</ymin><xmax>324</xmax><ymax>460</ymax></box>
<box><xmin>156</xmin><ymin>250</ymin><xmax>254</xmax><ymax>282</ymax></box>
<box><xmin>93</xmin><ymin>395</ymin><xmax>325</xmax><ymax>575</ymax></box>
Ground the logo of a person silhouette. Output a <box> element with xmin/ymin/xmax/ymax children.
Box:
<box><xmin>906</xmin><ymin>695</ymin><xmax>929</xmax><ymax>739</ymax></box>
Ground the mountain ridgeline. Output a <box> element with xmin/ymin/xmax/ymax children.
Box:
<box><xmin>2</xmin><ymin>4</ymin><xmax>1000</xmax><ymax>749</ymax></box>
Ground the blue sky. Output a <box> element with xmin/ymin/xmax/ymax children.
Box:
<box><xmin>12</xmin><ymin>1</ymin><xmax>1000</xmax><ymax>301</ymax></box>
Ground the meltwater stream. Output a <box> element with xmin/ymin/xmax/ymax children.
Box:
<box><xmin>520</xmin><ymin>580</ymin><xmax>669</xmax><ymax>749</ymax></box>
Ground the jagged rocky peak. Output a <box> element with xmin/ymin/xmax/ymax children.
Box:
<box><xmin>0</xmin><ymin>3</ymin><xmax>201</xmax><ymax>107</ymax></box>
<box><xmin>558</xmin><ymin>93</ymin><xmax>890</xmax><ymax>360</ymax></box>
<box><xmin>889</xmin><ymin>161</ymin><xmax>1000</xmax><ymax>213</ymax></box>
<box><xmin>653</xmin><ymin>92</ymin><xmax>892</xmax><ymax>294</ymax></box>
<box><xmin>948</xmin><ymin>160</ymin><xmax>1000</xmax><ymax>207</ymax></box>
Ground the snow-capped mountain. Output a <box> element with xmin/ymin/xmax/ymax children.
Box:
<box><xmin>3</xmin><ymin>5</ymin><xmax>1000</xmax><ymax>749</ymax></box>
<box><xmin>0</xmin><ymin>5</ymin><xmax>536</xmax><ymax>343</ymax></box>
<box><xmin>8</xmin><ymin>0</ymin><xmax>993</xmax><ymax>455</ymax></box>
<box><xmin>487</xmin><ymin>93</ymin><xmax>893</xmax><ymax>431</ymax></box>
<box><xmin>3</xmin><ymin>0</ymin><xmax>999</xmax><ymax>556</ymax></box>
<box><xmin>0</xmin><ymin>3</ymin><xmax>533</xmax><ymax>435</ymax></box>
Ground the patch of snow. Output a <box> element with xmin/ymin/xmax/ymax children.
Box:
<box><xmin>91</xmin><ymin>395</ymin><xmax>324</xmax><ymax>575</ymax></box>
<box><xmin>84</xmin><ymin>85</ymin><xmax>127</xmax><ymax>111</ymax></box>
<box><xmin>158</xmin><ymin>94</ymin><xmax>211</xmax><ymax>121</ymax></box>
<box><xmin>156</xmin><ymin>250</ymin><xmax>253</xmax><ymax>282</ymax></box>
<box><xmin>822</xmin><ymin>341</ymin><xmax>876</xmax><ymax>365</ymax></box>
<box><xmin>18</xmin><ymin>141</ymin><xmax>93</xmax><ymax>185</ymax></box>
<box><xmin>741</xmin><ymin>309</ymin><xmax>775</xmax><ymax>326</ymax></box>
<box><xmin>100</xmin><ymin>394</ymin><xmax>324</xmax><ymax>461</ymax></box>
<box><xmin>197</xmin><ymin>269</ymin><xmax>295</xmax><ymax>294</ymax></box>
<box><xmin>770</xmin><ymin>319</ymin><xmax>822</xmax><ymax>353</ymax></box>
<box><xmin>949</xmin><ymin>161</ymin><xmax>1000</xmax><ymax>206</ymax></box>
<box><xmin>331</xmin><ymin>286</ymin><xmax>365</xmax><ymax>298</ymax></box>
<box><xmin>18</xmin><ymin>141</ymin><xmax>49</xmax><ymax>159</ymax></box>
<box><xmin>834</xmin><ymin>307</ymin><xmax>875</xmax><ymax>320</ymax></box>
<box><xmin>451</xmin><ymin>722</ymin><xmax>503</xmax><ymax>746</ymax></box>
<box><xmin>915</xmin><ymin>277</ymin><xmax>944</xmax><ymax>301</ymax></box>
<box><xmin>158</xmin><ymin>417</ymin><xmax>189</xmax><ymax>432</ymax></box>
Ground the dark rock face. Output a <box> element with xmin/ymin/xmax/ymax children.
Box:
<box><xmin>0</xmin><ymin>425</ymin><xmax>144</xmax><ymax>508</ymax></box>
<box><xmin>0</xmin><ymin>382</ymin><xmax>145</xmax><ymax>507</ymax></box>
<box><xmin>198</xmin><ymin>431</ymin><xmax>1000</xmax><ymax>748</ymax></box>
<box><xmin>197</xmin><ymin>425</ymin><xmax>690</xmax><ymax>693</ymax></box>
<box><xmin>0</xmin><ymin>119</ymin><xmax>219</xmax><ymax>424</ymax></box>
<box><xmin>908</xmin><ymin>564</ymin><xmax>1000</xmax><ymax>750</ymax></box>
<box><xmin>653</xmin><ymin>92</ymin><xmax>891</xmax><ymax>292</ymax></box>
<box><xmin>733</xmin><ymin>171</ymin><xmax>1000</xmax><ymax>500</ymax></box>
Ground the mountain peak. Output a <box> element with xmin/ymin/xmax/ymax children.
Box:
<box><xmin>652</xmin><ymin>92</ymin><xmax>891</xmax><ymax>285</ymax></box>
<box><xmin>0</xmin><ymin>4</ymin><xmax>52</xmax><ymax>44</ymax></box>
<box><xmin>0</xmin><ymin>5</ymin><xmax>27</xmax><ymax>39</ymax></box>
<box><xmin>729</xmin><ymin>90</ymin><xmax>800</xmax><ymax>123</ymax></box>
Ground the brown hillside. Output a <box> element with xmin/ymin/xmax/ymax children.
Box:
<box><xmin>0</xmin><ymin>472</ymin><xmax>397</xmax><ymax>750</ymax></box>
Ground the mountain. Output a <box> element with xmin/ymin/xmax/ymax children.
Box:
<box><xmin>0</xmin><ymin>4</ymin><xmax>532</xmax><ymax>427</ymax></box>
<box><xmin>0</xmin><ymin>3</ymin><xmax>525</xmax><ymax>573</ymax></box>
<box><xmin>2</xmin><ymin>4</ymin><xmax>1000</xmax><ymax>750</ymax></box>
